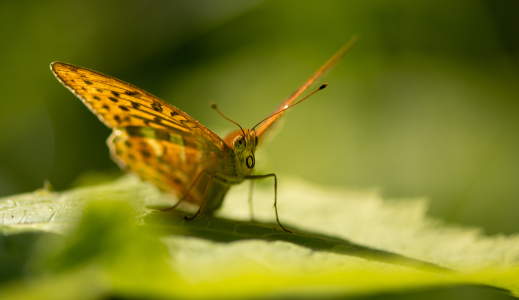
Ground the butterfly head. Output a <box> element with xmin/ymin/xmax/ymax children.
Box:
<box><xmin>231</xmin><ymin>129</ymin><xmax>258</xmax><ymax>173</ymax></box>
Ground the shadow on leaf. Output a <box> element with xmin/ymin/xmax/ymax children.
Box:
<box><xmin>144</xmin><ymin>210</ymin><xmax>452</xmax><ymax>274</ymax></box>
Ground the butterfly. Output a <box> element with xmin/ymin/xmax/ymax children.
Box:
<box><xmin>50</xmin><ymin>35</ymin><xmax>358</xmax><ymax>232</ymax></box>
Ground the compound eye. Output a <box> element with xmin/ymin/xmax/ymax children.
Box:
<box><xmin>246</xmin><ymin>155</ymin><xmax>255</xmax><ymax>169</ymax></box>
<box><xmin>233</xmin><ymin>135</ymin><xmax>246</xmax><ymax>151</ymax></box>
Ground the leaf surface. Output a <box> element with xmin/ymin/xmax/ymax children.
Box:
<box><xmin>1</xmin><ymin>175</ymin><xmax>518</xmax><ymax>299</ymax></box>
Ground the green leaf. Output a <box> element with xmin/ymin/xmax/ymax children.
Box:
<box><xmin>0</xmin><ymin>175</ymin><xmax>518</xmax><ymax>299</ymax></box>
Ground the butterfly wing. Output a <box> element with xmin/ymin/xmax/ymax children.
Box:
<box><xmin>255</xmin><ymin>35</ymin><xmax>359</xmax><ymax>140</ymax></box>
<box><xmin>51</xmin><ymin>62</ymin><xmax>229</xmax><ymax>204</ymax></box>
<box><xmin>108</xmin><ymin>129</ymin><xmax>224</xmax><ymax>206</ymax></box>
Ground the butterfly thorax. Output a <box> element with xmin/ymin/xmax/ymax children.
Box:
<box><xmin>221</xmin><ymin>129</ymin><xmax>257</xmax><ymax>180</ymax></box>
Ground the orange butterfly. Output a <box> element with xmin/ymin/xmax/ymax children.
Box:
<box><xmin>51</xmin><ymin>36</ymin><xmax>358</xmax><ymax>232</ymax></box>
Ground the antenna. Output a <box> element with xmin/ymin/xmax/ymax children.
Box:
<box><xmin>252</xmin><ymin>83</ymin><xmax>327</xmax><ymax>130</ymax></box>
<box><xmin>210</xmin><ymin>102</ymin><xmax>246</xmax><ymax>136</ymax></box>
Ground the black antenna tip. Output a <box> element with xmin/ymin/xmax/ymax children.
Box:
<box><xmin>319</xmin><ymin>83</ymin><xmax>328</xmax><ymax>90</ymax></box>
<box><xmin>210</xmin><ymin>102</ymin><xmax>217</xmax><ymax>109</ymax></box>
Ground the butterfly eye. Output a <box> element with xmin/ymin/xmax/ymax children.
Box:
<box><xmin>246</xmin><ymin>155</ymin><xmax>255</xmax><ymax>169</ymax></box>
<box><xmin>233</xmin><ymin>135</ymin><xmax>246</xmax><ymax>151</ymax></box>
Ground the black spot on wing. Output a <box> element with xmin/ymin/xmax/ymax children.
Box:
<box><xmin>154</xmin><ymin>116</ymin><xmax>162</xmax><ymax>124</ymax></box>
<box><xmin>111</xmin><ymin>91</ymin><xmax>120</xmax><ymax>97</ymax></box>
<box><xmin>102</xmin><ymin>105</ymin><xmax>110</xmax><ymax>111</ymax></box>
<box><xmin>119</xmin><ymin>105</ymin><xmax>129</xmax><ymax>111</ymax></box>
<box><xmin>114</xmin><ymin>115</ymin><xmax>121</xmax><ymax>123</ymax></box>
<box><xmin>131</xmin><ymin>102</ymin><xmax>140</xmax><ymax>109</ymax></box>
<box><xmin>124</xmin><ymin>140</ymin><xmax>132</xmax><ymax>148</ymax></box>
<box><xmin>125</xmin><ymin>90</ymin><xmax>140</xmax><ymax>96</ymax></box>
<box><xmin>109</xmin><ymin>97</ymin><xmax>118</xmax><ymax>103</ymax></box>
<box><xmin>141</xmin><ymin>150</ymin><xmax>151</xmax><ymax>158</ymax></box>
<box><xmin>152</xmin><ymin>102</ymin><xmax>162</xmax><ymax>113</ymax></box>
<box><xmin>93</xmin><ymin>96</ymin><xmax>100</xmax><ymax>100</ymax></box>
<box><xmin>170</xmin><ymin>111</ymin><xmax>178</xmax><ymax>117</ymax></box>
<box><xmin>97</xmin><ymin>88</ymin><xmax>103</xmax><ymax>93</ymax></box>
<box><xmin>180</xmin><ymin>119</ymin><xmax>197</xmax><ymax>128</ymax></box>
<box><xmin>84</xmin><ymin>80</ymin><xmax>93</xmax><ymax>85</ymax></box>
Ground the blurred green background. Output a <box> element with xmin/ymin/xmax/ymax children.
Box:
<box><xmin>1</xmin><ymin>0</ymin><xmax>518</xmax><ymax>242</ymax></box>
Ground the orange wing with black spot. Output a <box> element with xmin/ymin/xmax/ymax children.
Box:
<box><xmin>51</xmin><ymin>62</ymin><xmax>228</xmax><ymax>204</ymax></box>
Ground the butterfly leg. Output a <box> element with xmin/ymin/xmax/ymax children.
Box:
<box><xmin>245</xmin><ymin>174</ymin><xmax>291</xmax><ymax>233</ymax></box>
<box><xmin>158</xmin><ymin>170</ymin><xmax>210</xmax><ymax>212</ymax></box>
<box><xmin>185</xmin><ymin>170</ymin><xmax>219</xmax><ymax>221</ymax></box>
<box><xmin>248</xmin><ymin>171</ymin><xmax>256</xmax><ymax>222</ymax></box>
